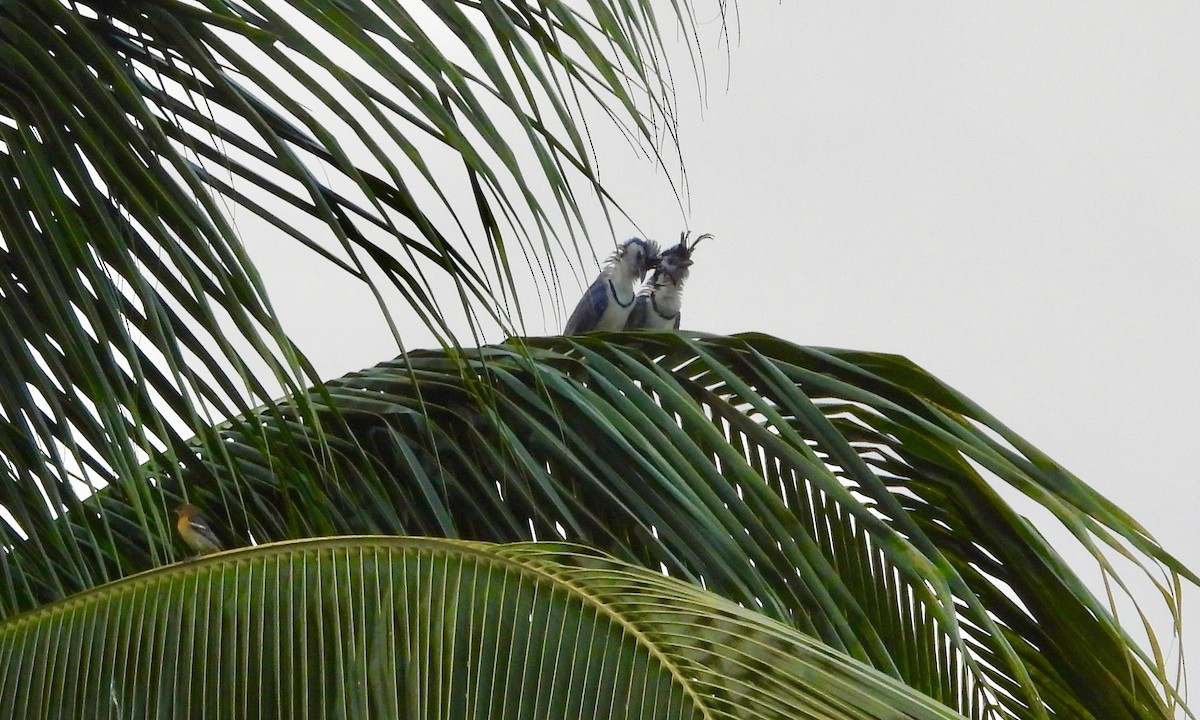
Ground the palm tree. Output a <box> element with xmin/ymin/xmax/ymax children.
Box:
<box><xmin>0</xmin><ymin>1</ymin><xmax>1192</xmax><ymax>718</ymax></box>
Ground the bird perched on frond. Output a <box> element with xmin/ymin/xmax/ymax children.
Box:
<box><xmin>174</xmin><ymin>504</ymin><xmax>223</xmax><ymax>556</ymax></box>
<box><xmin>624</xmin><ymin>231</ymin><xmax>710</xmax><ymax>331</ymax></box>
<box><xmin>563</xmin><ymin>237</ymin><xmax>660</xmax><ymax>334</ymax></box>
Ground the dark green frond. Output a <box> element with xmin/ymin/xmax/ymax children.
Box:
<box><xmin>1</xmin><ymin>333</ymin><xmax>1187</xmax><ymax>719</ymax></box>
<box><xmin>0</xmin><ymin>0</ymin><xmax>704</xmax><ymax>596</ymax></box>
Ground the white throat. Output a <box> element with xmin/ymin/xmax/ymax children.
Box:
<box><xmin>651</xmin><ymin>282</ymin><xmax>683</xmax><ymax>317</ymax></box>
<box><xmin>604</xmin><ymin>259</ymin><xmax>642</xmax><ymax>304</ymax></box>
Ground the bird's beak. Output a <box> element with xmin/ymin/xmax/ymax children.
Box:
<box><xmin>682</xmin><ymin>259</ymin><xmax>694</xmax><ymax>267</ymax></box>
<box><xmin>641</xmin><ymin>257</ymin><xmax>660</xmax><ymax>281</ymax></box>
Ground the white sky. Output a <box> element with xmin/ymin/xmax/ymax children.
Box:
<box><xmin>253</xmin><ymin>0</ymin><xmax>1199</xmax><ymax>691</ymax></box>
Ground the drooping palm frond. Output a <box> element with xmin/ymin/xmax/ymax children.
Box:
<box><xmin>0</xmin><ymin>0</ymin><xmax>703</xmax><ymax>584</ymax></box>
<box><xmin>2</xmin><ymin>333</ymin><xmax>1190</xmax><ymax>719</ymax></box>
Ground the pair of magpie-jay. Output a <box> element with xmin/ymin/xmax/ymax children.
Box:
<box><xmin>563</xmin><ymin>232</ymin><xmax>709</xmax><ymax>334</ymax></box>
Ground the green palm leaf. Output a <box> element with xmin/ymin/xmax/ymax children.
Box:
<box><xmin>3</xmin><ymin>333</ymin><xmax>1189</xmax><ymax>718</ymax></box>
<box><xmin>0</xmin><ymin>0</ymin><xmax>693</xmax><ymax>584</ymax></box>
<box><xmin>0</xmin><ymin>537</ymin><xmax>965</xmax><ymax>719</ymax></box>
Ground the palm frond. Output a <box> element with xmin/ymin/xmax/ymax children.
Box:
<box><xmin>2</xmin><ymin>333</ymin><xmax>1188</xmax><ymax>719</ymax></box>
<box><xmin>0</xmin><ymin>0</ymin><xmax>702</xmax><ymax>585</ymax></box>
<box><xmin>0</xmin><ymin>536</ymin><xmax>966</xmax><ymax>720</ymax></box>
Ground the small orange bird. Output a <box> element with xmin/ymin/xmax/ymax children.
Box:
<box><xmin>174</xmin><ymin>504</ymin><xmax>223</xmax><ymax>556</ymax></box>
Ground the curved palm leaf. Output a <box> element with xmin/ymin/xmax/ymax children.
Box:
<box><xmin>0</xmin><ymin>0</ymin><xmax>699</xmax><ymax>589</ymax></box>
<box><xmin>1</xmin><ymin>333</ymin><xmax>1190</xmax><ymax>718</ymax></box>
<box><xmin>0</xmin><ymin>536</ymin><xmax>965</xmax><ymax>719</ymax></box>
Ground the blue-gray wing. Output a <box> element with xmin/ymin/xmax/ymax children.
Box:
<box><xmin>673</xmin><ymin>312</ymin><xmax>681</xmax><ymax>330</ymax></box>
<box><xmin>563</xmin><ymin>279</ymin><xmax>609</xmax><ymax>334</ymax></box>
<box><xmin>624</xmin><ymin>295</ymin><xmax>650</xmax><ymax>330</ymax></box>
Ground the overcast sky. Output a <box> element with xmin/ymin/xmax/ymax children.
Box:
<box><xmin>256</xmin><ymin>1</ymin><xmax>1199</xmax><ymax>677</ymax></box>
